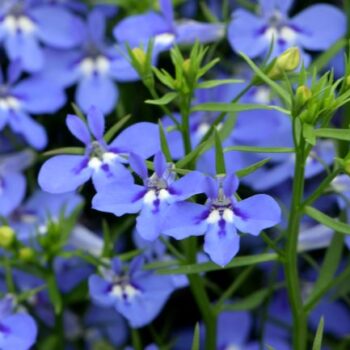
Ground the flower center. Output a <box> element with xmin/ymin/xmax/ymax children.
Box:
<box><xmin>79</xmin><ymin>56</ymin><xmax>110</xmax><ymax>77</ymax></box>
<box><xmin>3</xmin><ymin>15</ymin><xmax>36</xmax><ymax>34</ymax></box>
<box><xmin>109</xmin><ymin>278</ymin><xmax>141</xmax><ymax>301</ymax></box>
<box><xmin>0</xmin><ymin>96</ymin><xmax>21</xmax><ymax>111</ymax></box>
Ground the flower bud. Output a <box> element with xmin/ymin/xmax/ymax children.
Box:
<box><xmin>132</xmin><ymin>48</ymin><xmax>147</xmax><ymax>68</ymax></box>
<box><xmin>0</xmin><ymin>226</ymin><xmax>15</xmax><ymax>248</ymax></box>
<box><xmin>18</xmin><ymin>247</ymin><xmax>35</xmax><ymax>262</ymax></box>
<box><xmin>268</xmin><ymin>47</ymin><xmax>301</xmax><ymax>79</ymax></box>
<box><xmin>296</xmin><ymin>85</ymin><xmax>312</xmax><ymax>106</ymax></box>
<box><xmin>346</xmin><ymin>75</ymin><xmax>350</xmax><ymax>87</ymax></box>
<box><xmin>182</xmin><ymin>59</ymin><xmax>191</xmax><ymax>74</ymax></box>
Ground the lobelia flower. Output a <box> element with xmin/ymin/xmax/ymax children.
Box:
<box><xmin>38</xmin><ymin>9</ymin><xmax>138</xmax><ymax>114</ymax></box>
<box><xmin>0</xmin><ymin>295</ymin><xmax>37</xmax><ymax>350</ymax></box>
<box><xmin>38</xmin><ymin>106</ymin><xmax>160</xmax><ymax>193</ymax></box>
<box><xmin>8</xmin><ymin>190</ymin><xmax>82</xmax><ymax>241</ymax></box>
<box><xmin>0</xmin><ymin>149</ymin><xmax>33</xmax><ymax>217</ymax></box>
<box><xmin>0</xmin><ymin>61</ymin><xmax>65</xmax><ymax>149</ymax></box>
<box><xmin>228</xmin><ymin>0</ymin><xmax>346</xmax><ymax>60</ymax></box>
<box><xmin>88</xmin><ymin>256</ymin><xmax>175</xmax><ymax>328</ymax></box>
<box><xmin>0</xmin><ymin>0</ymin><xmax>85</xmax><ymax>72</ymax></box>
<box><xmin>162</xmin><ymin>174</ymin><xmax>281</xmax><ymax>266</ymax></box>
<box><xmin>113</xmin><ymin>0</ymin><xmax>225</xmax><ymax>55</ymax></box>
<box><xmin>92</xmin><ymin>152</ymin><xmax>205</xmax><ymax>241</ymax></box>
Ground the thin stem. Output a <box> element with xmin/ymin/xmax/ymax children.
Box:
<box><xmin>284</xmin><ymin>133</ymin><xmax>308</xmax><ymax>350</ymax></box>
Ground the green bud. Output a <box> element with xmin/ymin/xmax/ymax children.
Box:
<box><xmin>268</xmin><ymin>47</ymin><xmax>301</xmax><ymax>79</ymax></box>
<box><xmin>296</xmin><ymin>85</ymin><xmax>312</xmax><ymax>105</ymax></box>
<box><xmin>131</xmin><ymin>48</ymin><xmax>147</xmax><ymax>68</ymax></box>
<box><xmin>182</xmin><ymin>58</ymin><xmax>191</xmax><ymax>74</ymax></box>
<box><xmin>346</xmin><ymin>75</ymin><xmax>350</xmax><ymax>87</ymax></box>
<box><xmin>18</xmin><ymin>247</ymin><xmax>35</xmax><ymax>262</ymax></box>
<box><xmin>0</xmin><ymin>226</ymin><xmax>15</xmax><ymax>248</ymax></box>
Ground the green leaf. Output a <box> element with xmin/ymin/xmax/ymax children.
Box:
<box><xmin>192</xmin><ymin>102</ymin><xmax>290</xmax><ymax>115</ymax></box>
<box><xmin>157</xmin><ymin>253</ymin><xmax>279</xmax><ymax>275</ymax></box>
<box><xmin>224</xmin><ymin>146</ymin><xmax>294</xmax><ymax>153</ymax></box>
<box><xmin>239</xmin><ymin>52</ymin><xmax>291</xmax><ymax>106</ymax></box>
<box><xmin>47</xmin><ymin>274</ymin><xmax>62</xmax><ymax>315</ymax></box>
<box><xmin>104</xmin><ymin>114</ymin><xmax>132</xmax><ymax>143</ymax></box>
<box><xmin>236</xmin><ymin>158</ymin><xmax>271</xmax><ymax>178</ymax></box>
<box><xmin>307</xmin><ymin>233</ymin><xmax>343</xmax><ymax>307</ymax></box>
<box><xmin>313</xmin><ymin>128</ymin><xmax>350</xmax><ymax>141</ymax></box>
<box><xmin>309</xmin><ymin>38</ymin><xmax>347</xmax><ymax>73</ymax></box>
<box><xmin>43</xmin><ymin>147</ymin><xmax>84</xmax><ymax>157</ymax></box>
<box><xmin>304</xmin><ymin>206</ymin><xmax>350</xmax><ymax>235</ymax></box>
<box><xmin>312</xmin><ymin>317</ymin><xmax>324</xmax><ymax>350</ymax></box>
<box><xmin>220</xmin><ymin>288</ymin><xmax>270</xmax><ymax>312</ymax></box>
<box><xmin>196</xmin><ymin>79</ymin><xmax>244</xmax><ymax>89</ymax></box>
<box><xmin>176</xmin><ymin>136</ymin><xmax>213</xmax><ymax>169</ymax></box>
<box><xmin>158</xmin><ymin>120</ymin><xmax>173</xmax><ymax>162</ymax></box>
<box><xmin>191</xmin><ymin>323</ymin><xmax>200</xmax><ymax>350</ymax></box>
<box><xmin>71</xmin><ymin>103</ymin><xmax>85</xmax><ymax>120</ymax></box>
<box><xmin>145</xmin><ymin>92</ymin><xmax>178</xmax><ymax>105</ymax></box>
<box><xmin>214</xmin><ymin>130</ymin><xmax>226</xmax><ymax>174</ymax></box>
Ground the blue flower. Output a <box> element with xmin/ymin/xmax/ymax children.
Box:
<box><xmin>0</xmin><ymin>296</ymin><xmax>37</xmax><ymax>350</ymax></box>
<box><xmin>0</xmin><ymin>149</ymin><xmax>33</xmax><ymax>216</ymax></box>
<box><xmin>92</xmin><ymin>152</ymin><xmax>205</xmax><ymax>241</ymax></box>
<box><xmin>0</xmin><ymin>0</ymin><xmax>85</xmax><ymax>72</ymax></box>
<box><xmin>9</xmin><ymin>190</ymin><xmax>82</xmax><ymax>241</ymax></box>
<box><xmin>38</xmin><ymin>9</ymin><xmax>138</xmax><ymax>114</ymax></box>
<box><xmin>163</xmin><ymin>174</ymin><xmax>281</xmax><ymax>266</ymax></box>
<box><xmin>113</xmin><ymin>0</ymin><xmax>225</xmax><ymax>55</ymax></box>
<box><xmin>228</xmin><ymin>0</ymin><xmax>346</xmax><ymax>60</ymax></box>
<box><xmin>0</xmin><ymin>61</ymin><xmax>65</xmax><ymax>149</ymax></box>
<box><xmin>38</xmin><ymin>106</ymin><xmax>160</xmax><ymax>193</ymax></box>
<box><xmin>88</xmin><ymin>257</ymin><xmax>175</xmax><ymax>328</ymax></box>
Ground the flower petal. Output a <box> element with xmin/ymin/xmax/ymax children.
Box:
<box><xmin>38</xmin><ymin>155</ymin><xmax>92</xmax><ymax>193</ymax></box>
<box><xmin>87</xmin><ymin>105</ymin><xmax>105</xmax><ymax>140</ymax></box>
<box><xmin>66</xmin><ymin>114</ymin><xmax>91</xmax><ymax>145</ymax></box>
<box><xmin>204</xmin><ymin>222</ymin><xmax>240</xmax><ymax>267</ymax></box>
<box><xmin>234</xmin><ymin>194</ymin><xmax>281</xmax><ymax>236</ymax></box>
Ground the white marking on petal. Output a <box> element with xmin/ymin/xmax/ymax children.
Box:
<box><xmin>123</xmin><ymin>284</ymin><xmax>140</xmax><ymax>299</ymax></box>
<box><xmin>223</xmin><ymin>209</ymin><xmax>234</xmax><ymax>223</ymax></box>
<box><xmin>225</xmin><ymin>345</ymin><xmax>241</xmax><ymax>350</ymax></box>
<box><xmin>17</xmin><ymin>16</ymin><xmax>36</xmax><ymax>33</ymax></box>
<box><xmin>280</xmin><ymin>26</ymin><xmax>297</xmax><ymax>44</ymax></box>
<box><xmin>154</xmin><ymin>33</ymin><xmax>175</xmax><ymax>47</ymax></box>
<box><xmin>158</xmin><ymin>189</ymin><xmax>170</xmax><ymax>201</ymax></box>
<box><xmin>264</xmin><ymin>27</ymin><xmax>278</xmax><ymax>42</ymax></box>
<box><xmin>95</xmin><ymin>56</ymin><xmax>110</xmax><ymax>74</ymax></box>
<box><xmin>3</xmin><ymin>15</ymin><xmax>36</xmax><ymax>34</ymax></box>
<box><xmin>110</xmin><ymin>285</ymin><xmax>123</xmax><ymax>298</ymax></box>
<box><xmin>207</xmin><ymin>210</ymin><xmax>221</xmax><ymax>224</ymax></box>
<box><xmin>88</xmin><ymin>157</ymin><xmax>102</xmax><ymax>170</ymax></box>
<box><xmin>0</xmin><ymin>96</ymin><xmax>21</xmax><ymax>111</ymax></box>
<box><xmin>79</xmin><ymin>58</ymin><xmax>95</xmax><ymax>76</ymax></box>
<box><xmin>143</xmin><ymin>190</ymin><xmax>157</xmax><ymax>205</ymax></box>
<box><xmin>102</xmin><ymin>152</ymin><xmax>118</xmax><ymax>163</ymax></box>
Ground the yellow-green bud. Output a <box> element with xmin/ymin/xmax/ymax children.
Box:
<box><xmin>0</xmin><ymin>226</ymin><xmax>15</xmax><ymax>248</ymax></box>
<box><xmin>182</xmin><ymin>59</ymin><xmax>191</xmax><ymax>74</ymax></box>
<box><xmin>132</xmin><ymin>48</ymin><xmax>147</xmax><ymax>67</ymax></box>
<box><xmin>296</xmin><ymin>85</ymin><xmax>312</xmax><ymax>105</ymax></box>
<box><xmin>346</xmin><ymin>75</ymin><xmax>350</xmax><ymax>87</ymax></box>
<box><xmin>18</xmin><ymin>247</ymin><xmax>35</xmax><ymax>262</ymax></box>
<box><xmin>268</xmin><ymin>47</ymin><xmax>301</xmax><ymax>79</ymax></box>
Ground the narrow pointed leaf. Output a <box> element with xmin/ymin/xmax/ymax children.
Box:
<box><xmin>236</xmin><ymin>158</ymin><xmax>271</xmax><ymax>178</ymax></box>
<box><xmin>145</xmin><ymin>92</ymin><xmax>178</xmax><ymax>105</ymax></box>
<box><xmin>312</xmin><ymin>317</ymin><xmax>324</xmax><ymax>350</ymax></box>
<box><xmin>304</xmin><ymin>206</ymin><xmax>350</xmax><ymax>235</ymax></box>
<box><xmin>104</xmin><ymin>114</ymin><xmax>132</xmax><ymax>143</ymax></box>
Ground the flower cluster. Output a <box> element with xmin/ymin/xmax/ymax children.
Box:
<box><xmin>0</xmin><ymin>0</ymin><xmax>349</xmax><ymax>349</ymax></box>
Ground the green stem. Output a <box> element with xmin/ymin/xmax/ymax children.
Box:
<box><xmin>284</xmin><ymin>134</ymin><xmax>308</xmax><ymax>350</ymax></box>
